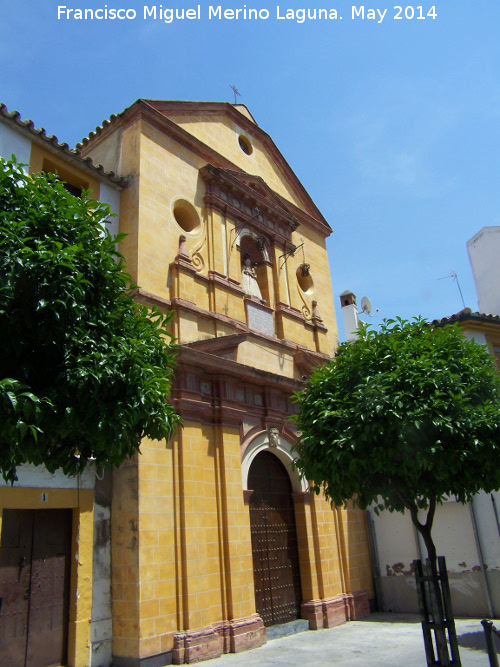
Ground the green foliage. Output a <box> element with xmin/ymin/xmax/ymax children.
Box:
<box><xmin>292</xmin><ymin>317</ymin><xmax>500</xmax><ymax>519</ymax></box>
<box><xmin>0</xmin><ymin>158</ymin><xmax>181</xmax><ymax>482</ymax></box>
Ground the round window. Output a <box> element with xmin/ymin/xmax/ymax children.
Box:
<box><xmin>172</xmin><ymin>199</ymin><xmax>202</xmax><ymax>234</ymax></box>
<box><xmin>296</xmin><ymin>266</ymin><xmax>315</xmax><ymax>296</ymax></box>
<box><xmin>238</xmin><ymin>135</ymin><xmax>253</xmax><ymax>155</ymax></box>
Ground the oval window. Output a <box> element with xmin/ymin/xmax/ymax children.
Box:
<box><xmin>172</xmin><ymin>199</ymin><xmax>202</xmax><ymax>234</ymax></box>
<box><xmin>296</xmin><ymin>266</ymin><xmax>315</xmax><ymax>296</ymax></box>
<box><xmin>238</xmin><ymin>135</ymin><xmax>253</xmax><ymax>155</ymax></box>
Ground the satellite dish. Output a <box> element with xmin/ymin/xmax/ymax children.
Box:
<box><xmin>360</xmin><ymin>296</ymin><xmax>372</xmax><ymax>315</ymax></box>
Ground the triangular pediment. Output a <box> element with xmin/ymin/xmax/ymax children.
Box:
<box><xmin>222</xmin><ymin>169</ymin><xmax>297</xmax><ymax>219</ymax></box>
<box><xmin>141</xmin><ymin>100</ymin><xmax>330</xmax><ymax>231</ymax></box>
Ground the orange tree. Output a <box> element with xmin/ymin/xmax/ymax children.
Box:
<box><xmin>292</xmin><ymin>317</ymin><xmax>500</xmax><ymax>561</ymax></box>
<box><xmin>0</xmin><ymin>158</ymin><xmax>180</xmax><ymax>482</ymax></box>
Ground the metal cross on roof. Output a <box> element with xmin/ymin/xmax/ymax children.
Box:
<box><xmin>230</xmin><ymin>84</ymin><xmax>241</xmax><ymax>104</ymax></box>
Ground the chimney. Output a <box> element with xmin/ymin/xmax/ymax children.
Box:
<box><xmin>339</xmin><ymin>290</ymin><xmax>360</xmax><ymax>342</ymax></box>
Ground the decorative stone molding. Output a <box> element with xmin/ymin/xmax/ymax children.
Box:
<box><xmin>185</xmin><ymin>333</ymin><xmax>248</xmax><ymax>356</ymax></box>
<box><xmin>345</xmin><ymin>590</ymin><xmax>370</xmax><ymax>620</ymax></box>
<box><xmin>301</xmin><ymin>591</ymin><xmax>370</xmax><ymax>630</ymax></box>
<box><xmin>173</xmin><ymin>235</ymin><xmax>197</xmax><ymax>274</ymax></box>
<box><xmin>267</xmin><ymin>426</ymin><xmax>280</xmax><ymax>448</ymax></box>
<box><xmin>173</xmin><ymin>615</ymin><xmax>265</xmax><ymax>664</ymax></box>
<box><xmin>176</xmin><ymin>234</ymin><xmax>191</xmax><ymax>262</ymax></box>
<box><xmin>275</xmin><ymin>301</ymin><xmax>305</xmax><ymax>322</ymax></box>
<box><xmin>311</xmin><ymin>300</ymin><xmax>324</xmax><ymax>324</ymax></box>
<box><xmin>173</xmin><ymin>626</ymin><xmax>222</xmax><ymax>664</ymax></box>
<box><xmin>243</xmin><ymin>489</ymin><xmax>254</xmax><ymax>505</ymax></box>
<box><xmin>240</xmin><ymin>429</ymin><xmax>307</xmax><ymax>493</ymax></box>
<box><xmin>292</xmin><ymin>491</ymin><xmax>313</xmax><ymax>505</ymax></box>
<box><xmin>207</xmin><ymin>270</ymin><xmax>245</xmax><ymax>296</ymax></box>
<box><xmin>301</xmin><ymin>595</ymin><xmax>347</xmax><ymax>630</ymax></box>
<box><xmin>294</xmin><ymin>348</ymin><xmax>330</xmax><ymax>378</ymax></box>
<box><xmin>228</xmin><ymin>614</ymin><xmax>266</xmax><ymax>653</ymax></box>
<box><xmin>201</xmin><ymin>164</ymin><xmax>299</xmax><ymax>244</ymax></box>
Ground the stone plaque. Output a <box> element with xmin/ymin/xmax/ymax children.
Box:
<box><xmin>246</xmin><ymin>302</ymin><xmax>274</xmax><ymax>337</ymax></box>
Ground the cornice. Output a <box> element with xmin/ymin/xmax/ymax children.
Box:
<box><xmin>177</xmin><ymin>346</ymin><xmax>303</xmax><ymax>392</ymax></box>
<box><xmin>201</xmin><ymin>164</ymin><xmax>299</xmax><ymax>247</ymax></box>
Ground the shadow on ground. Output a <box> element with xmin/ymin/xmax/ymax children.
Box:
<box><xmin>458</xmin><ymin>630</ymin><xmax>500</xmax><ymax>653</ymax></box>
<box><xmin>358</xmin><ymin>612</ymin><xmax>422</xmax><ymax>625</ymax></box>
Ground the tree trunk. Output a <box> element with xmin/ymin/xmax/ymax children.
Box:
<box><xmin>416</xmin><ymin>521</ymin><xmax>437</xmax><ymax>563</ymax></box>
<box><xmin>407</xmin><ymin>496</ymin><xmax>456</xmax><ymax>666</ymax></box>
<box><xmin>407</xmin><ymin>493</ymin><xmax>437</xmax><ymax>562</ymax></box>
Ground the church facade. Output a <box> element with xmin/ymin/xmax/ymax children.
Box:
<box><xmin>79</xmin><ymin>99</ymin><xmax>374</xmax><ymax>665</ymax></box>
<box><xmin>0</xmin><ymin>100</ymin><xmax>374</xmax><ymax>667</ymax></box>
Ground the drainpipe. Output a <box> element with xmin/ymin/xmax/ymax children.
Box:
<box><xmin>469</xmin><ymin>498</ymin><xmax>495</xmax><ymax>618</ymax></box>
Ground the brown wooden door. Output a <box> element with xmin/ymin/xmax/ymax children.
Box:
<box><xmin>0</xmin><ymin>509</ymin><xmax>72</xmax><ymax>667</ymax></box>
<box><xmin>248</xmin><ymin>451</ymin><xmax>302</xmax><ymax>626</ymax></box>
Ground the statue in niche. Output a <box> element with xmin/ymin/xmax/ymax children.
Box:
<box><xmin>241</xmin><ymin>254</ymin><xmax>263</xmax><ymax>300</ymax></box>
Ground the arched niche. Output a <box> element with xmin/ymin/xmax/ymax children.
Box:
<box><xmin>239</xmin><ymin>232</ymin><xmax>270</xmax><ymax>303</ymax></box>
<box><xmin>241</xmin><ymin>429</ymin><xmax>307</xmax><ymax>493</ymax></box>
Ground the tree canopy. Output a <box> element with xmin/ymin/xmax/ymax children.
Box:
<box><xmin>0</xmin><ymin>158</ymin><xmax>181</xmax><ymax>482</ymax></box>
<box><xmin>292</xmin><ymin>317</ymin><xmax>500</xmax><ymax>559</ymax></box>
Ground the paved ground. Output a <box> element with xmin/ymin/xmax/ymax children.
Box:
<box><xmin>204</xmin><ymin>613</ymin><xmax>499</xmax><ymax>666</ymax></box>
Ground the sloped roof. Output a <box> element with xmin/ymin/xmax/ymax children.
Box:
<box><xmin>431</xmin><ymin>308</ymin><xmax>500</xmax><ymax>327</ymax></box>
<box><xmin>0</xmin><ymin>103</ymin><xmax>125</xmax><ymax>187</ymax></box>
<box><xmin>78</xmin><ymin>99</ymin><xmax>332</xmax><ymax>233</ymax></box>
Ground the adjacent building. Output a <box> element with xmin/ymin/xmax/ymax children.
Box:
<box><xmin>361</xmin><ymin>228</ymin><xmax>500</xmax><ymax>619</ymax></box>
<box><xmin>0</xmin><ymin>103</ymin><xmax>124</xmax><ymax>667</ymax></box>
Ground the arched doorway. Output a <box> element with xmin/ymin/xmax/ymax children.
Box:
<box><xmin>248</xmin><ymin>451</ymin><xmax>302</xmax><ymax>626</ymax></box>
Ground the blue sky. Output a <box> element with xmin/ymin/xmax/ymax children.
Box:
<box><xmin>2</xmin><ymin>1</ymin><xmax>498</xmax><ymax>339</ymax></box>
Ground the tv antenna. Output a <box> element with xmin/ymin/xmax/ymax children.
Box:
<box><xmin>438</xmin><ymin>270</ymin><xmax>466</xmax><ymax>310</ymax></box>
<box><xmin>230</xmin><ymin>84</ymin><xmax>241</xmax><ymax>104</ymax></box>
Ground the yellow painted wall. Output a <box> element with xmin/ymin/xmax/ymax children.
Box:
<box><xmin>112</xmin><ymin>424</ymin><xmax>258</xmax><ymax>657</ymax></box>
<box><xmin>29</xmin><ymin>143</ymin><xmax>101</xmax><ymax>199</ymax></box>
<box><xmin>118</xmin><ymin>116</ymin><xmax>340</xmax><ymax>360</ymax></box>
<box><xmin>81</xmin><ymin>105</ymin><xmax>372</xmax><ymax>663</ymax></box>
<box><xmin>167</xmin><ymin>112</ymin><xmax>305</xmax><ymax>210</ymax></box>
<box><xmin>136</xmin><ymin>121</ymin><xmax>207</xmax><ymax>302</ymax></box>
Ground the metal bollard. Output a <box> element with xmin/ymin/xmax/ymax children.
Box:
<box><xmin>481</xmin><ymin>620</ymin><xmax>499</xmax><ymax>667</ymax></box>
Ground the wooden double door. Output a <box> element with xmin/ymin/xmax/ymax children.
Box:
<box><xmin>0</xmin><ymin>508</ymin><xmax>72</xmax><ymax>667</ymax></box>
<box><xmin>248</xmin><ymin>451</ymin><xmax>302</xmax><ymax>626</ymax></box>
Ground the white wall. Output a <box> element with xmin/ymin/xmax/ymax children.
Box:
<box><xmin>0</xmin><ymin>463</ymin><xmax>95</xmax><ymax>489</ymax></box>
<box><xmin>0</xmin><ymin>122</ymin><xmax>31</xmax><ymax>168</ymax></box>
<box><xmin>341</xmin><ymin>302</ymin><xmax>360</xmax><ymax>342</ymax></box>
<box><xmin>467</xmin><ymin>226</ymin><xmax>500</xmax><ymax>316</ymax></box>
<box><xmin>369</xmin><ymin>491</ymin><xmax>500</xmax><ymax>617</ymax></box>
<box><xmin>99</xmin><ymin>181</ymin><xmax>121</xmax><ymax>239</ymax></box>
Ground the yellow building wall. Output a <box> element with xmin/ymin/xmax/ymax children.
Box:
<box><xmin>136</xmin><ymin>121</ymin><xmax>207</xmax><ymax>303</ymax></box>
<box><xmin>335</xmin><ymin>503</ymin><xmax>375</xmax><ymax>598</ymax></box>
<box><xmin>120</xmin><ymin>116</ymin><xmax>339</xmax><ymax>359</ymax></box>
<box><xmin>117</xmin><ymin>123</ymin><xmax>142</xmax><ymax>284</ymax></box>
<box><xmin>236</xmin><ymin>340</ymin><xmax>296</xmax><ymax>376</ymax></box>
<box><xmin>29</xmin><ymin>143</ymin><xmax>101</xmax><ymax>199</ymax></box>
<box><xmin>167</xmin><ymin>113</ymin><xmax>305</xmax><ymax>210</ymax></box>
<box><xmin>82</xmin><ymin>105</ymin><xmax>372</xmax><ymax>663</ymax></box>
<box><xmin>112</xmin><ymin>424</ymin><xmax>259</xmax><ymax>658</ymax></box>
